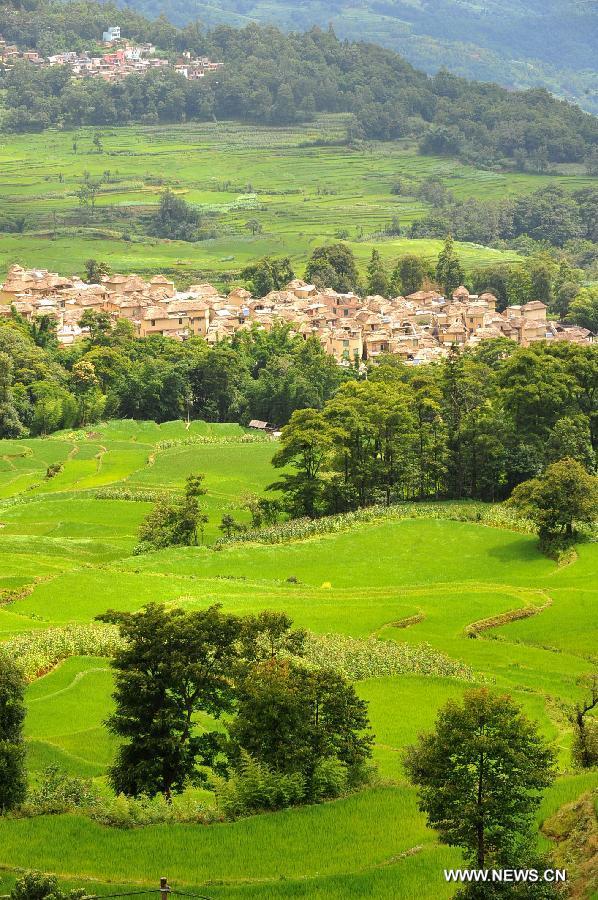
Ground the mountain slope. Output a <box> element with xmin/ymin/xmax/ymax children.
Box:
<box><xmin>118</xmin><ymin>0</ymin><xmax>598</xmax><ymax>113</ymax></box>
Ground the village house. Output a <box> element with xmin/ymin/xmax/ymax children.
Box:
<box><xmin>0</xmin><ymin>267</ymin><xmax>592</xmax><ymax>362</ymax></box>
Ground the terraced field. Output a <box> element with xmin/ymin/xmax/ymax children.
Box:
<box><xmin>0</xmin><ymin>420</ymin><xmax>596</xmax><ymax>898</ymax></box>
<box><xmin>1</xmin><ymin>118</ymin><xmax>595</xmax><ymax>284</ymax></box>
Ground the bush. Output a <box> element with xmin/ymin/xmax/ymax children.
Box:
<box><xmin>10</xmin><ymin>871</ymin><xmax>87</xmax><ymax>900</ymax></box>
<box><xmin>214</xmin><ymin>752</ymin><xmax>306</xmax><ymax>818</ymax></box>
<box><xmin>311</xmin><ymin>757</ymin><xmax>349</xmax><ymax>800</ymax></box>
<box><xmin>23</xmin><ymin>766</ymin><xmax>99</xmax><ymax>815</ymax></box>
<box><xmin>45</xmin><ymin>463</ymin><xmax>63</xmax><ymax>479</ymax></box>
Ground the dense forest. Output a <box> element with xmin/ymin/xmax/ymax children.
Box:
<box><xmin>408</xmin><ymin>184</ymin><xmax>598</xmax><ymax>247</ymax></box>
<box><xmin>86</xmin><ymin>0</ymin><xmax>598</xmax><ymax>115</ymax></box>
<box><xmin>1</xmin><ymin>309</ymin><xmax>596</xmax><ymax>506</ymax></box>
<box><xmin>1</xmin><ymin>0</ymin><xmax>597</xmax><ymax>169</ymax></box>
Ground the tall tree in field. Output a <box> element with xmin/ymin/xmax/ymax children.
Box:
<box><xmin>404</xmin><ymin>689</ymin><xmax>555</xmax><ymax>869</ymax></box>
<box><xmin>138</xmin><ymin>473</ymin><xmax>208</xmax><ymax>549</ymax></box>
<box><xmin>269</xmin><ymin>408</ymin><xmax>331</xmax><ymax>517</ymax></box>
<box><xmin>98</xmin><ymin>603</ymin><xmax>243</xmax><ymax>798</ymax></box>
<box><xmin>0</xmin><ymin>352</ymin><xmax>26</xmax><ymax>439</ymax></box>
<box><xmin>0</xmin><ymin>656</ymin><xmax>27</xmax><ymax>813</ymax></box>
<box><xmin>391</xmin><ymin>254</ymin><xmax>425</xmax><ymax>296</ymax></box>
<box><xmin>508</xmin><ymin>457</ymin><xmax>598</xmax><ymax>541</ymax></box>
<box><xmin>366</xmin><ymin>249</ymin><xmax>389</xmax><ymax>296</ymax></box>
<box><xmin>229</xmin><ymin>658</ymin><xmax>372</xmax><ymax>798</ymax></box>
<box><xmin>435</xmin><ymin>234</ymin><xmax>465</xmax><ymax>296</ymax></box>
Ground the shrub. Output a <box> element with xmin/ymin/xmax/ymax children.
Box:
<box><xmin>10</xmin><ymin>871</ymin><xmax>86</xmax><ymax>900</ymax></box>
<box><xmin>45</xmin><ymin>463</ymin><xmax>63</xmax><ymax>479</ymax></box>
<box><xmin>23</xmin><ymin>766</ymin><xmax>99</xmax><ymax>815</ymax></box>
<box><xmin>311</xmin><ymin>757</ymin><xmax>349</xmax><ymax>800</ymax></box>
<box><xmin>214</xmin><ymin>752</ymin><xmax>306</xmax><ymax>818</ymax></box>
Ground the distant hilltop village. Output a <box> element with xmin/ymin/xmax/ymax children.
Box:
<box><xmin>0</xmin><ymin>28</ymin><xmax>223</xmax><ymax>82</ymax></box>
<box><xmin>0</xmin><ymin>265</ymin><xmax>592</xmax><ymax>364</ymax></box>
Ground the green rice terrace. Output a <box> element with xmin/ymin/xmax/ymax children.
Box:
<box><xmin>0</xmin><ymin>419</ymin><xmax>596</xmax><ymax>897</ymax></box>
<box><xmin>1</xmin><ymin>118</ymin><xmax>596</xmax><ymax>284</ymax></box>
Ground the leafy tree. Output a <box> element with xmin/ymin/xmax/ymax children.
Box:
<box><xmin>219</xmin><ymin>513</ymin><xmax>241</xmax><ymax>538</ymax></box>
<box><xmin>404</xmin><ymin>688</ymin><xmax>555</xmax><ymax>868</ymax></box>
<box><xmin>188</xmin><ymin>348</ymin><xmax>247</xmax><ymax>422</ymax></box>
<box><xmin>391</xmin><ymin>254</ymin><xmax>425</xmax><ymax>296</ymax></box>
<box><xmin>508</xmin><ymin>457</ymin><xmax>598</xmax><ymax>539</ymax></box>
<box><xmin>228</xmin><ymin>658</ymin><xmax>372</xmax><ymax>798</ymax></box>
<box><xmin>245</xmin><ymin>219</ymin><xmax>262</xmax><ymax>236</ymax></box>
<box><xmin>98</xmin><ymin>603</ymin><xmax>243</xmax><ymax>798</ymax></box>
<box><xmin>567</xmin><ymin>286</ymin><xmax>598</xmax><ymax>333</ymax></box>
<box><xmin>149</xmin><ymin>188</ymin><xmax>202</xmax><ymax>242</ymax></box>
<box><xmin>241</xmin><ymin>256</ymin><xmax>294</xmax><ymax>297</ymax></box>
<box><xmin>0</xmin><ymin>655</ymin><xmax>27</xmax><ymax>813</ymax></box>
<box><xmin>435</xmin><ymin>235</ymin><xmax>464</xmax><ymax>296</ymax></box>
<box><xmin>79</xmin><ymin>309</ymin><xmax>112</xmax><ymax>345</ymax></box>
<box><xmin>529</xmin><ymin>261</ymin><xmax>553</xmax><ymax>305</ymax></box>
<box><xmin>569</xmin><ymin>674</ymin><xmax>598</xmax><ymax>769</ymax></box>
<box><xmin>544</xmin><ymin>415</ymin><xmax>595</xmax><ymax>470</ymax></box>
<box><xmin>305</xmin><ymin>244</ymin><xmax>359</xmax><ymax>293</ymax></box>
<box><xmin>269</xmin><ymin>408</ymin><xmax>331</xmax><ymax>517</ymax></box>
<box><xmin>0</xmin><ymin>352</ymin><xmax>27</xmax><ymax>438</ymax></box>
<box><xmin>366</xmin><ymin>248</ymin><xmax>389</xmax><ymax>296</ymax></box>
<box><xmin>84</xmin><ymin>259</ymin><xmax>110</xmax><ymax>283</ymax></box>
<box><xmin>138</xmin><ymin>473</ymin><xmax>208</xmax><ymax>549</ymax></box>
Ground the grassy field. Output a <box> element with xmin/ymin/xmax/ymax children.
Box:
<box><xmin>0</xmin><ymin>419</ymin><xmax>596</xmax><ymax>897</ymax></box>
<box><xmin>1</xmin><ymin>117</ymin><xmax>595</xmax><ymax>285</ymax></box>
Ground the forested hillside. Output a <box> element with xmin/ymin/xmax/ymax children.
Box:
<box><xmin>1</xmin><ymin>0</ymin><xmax>597</xmax><ymax>171</ymax></box>
<box><xmin>107</xmin><ymin>0</ymin><xmax>598</xmax><ymax>114</ymax></box>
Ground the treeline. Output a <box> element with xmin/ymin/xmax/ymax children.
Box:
<box><xmin>2</xmin><ymin>0</ymin><xmax>597</xmax><ymax>168</ymax></box>
<box><xmin>271</xmin><ymin>341</ymin><xmax>597</xmax><ymax>514</ymax></box>
<box><xmin>410</xmin><ymin>184</ymin><xmax>598</xmax><ymax>248</ymax></box>
<box><xmin>0</xmin><ymin>315</ymin><xmax>350</xmax><ymax>438</ymax></box>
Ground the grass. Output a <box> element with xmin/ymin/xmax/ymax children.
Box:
<box><xmin>1</xmin><ymin>119</ymin><xmax>595</xmax><ymax>285</ymax></box>
<box><xmin>0</xmin><ymin>419</ymin><xmax>596</xmax><ymax>897</ymax></box>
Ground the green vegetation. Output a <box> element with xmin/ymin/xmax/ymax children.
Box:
<box><xmin>0</xmin><ymin>121</ymin><xmax>533</xmax><ymax>284</ymax></box>
<box><xmin>115</xmin><ymin>0</ymin><xmax>598</xmax><ymax>116</ymax></box>
<box><xmin>0</xmin><ymin>412</ymin><xmax>595</xmax><ymax>895</ymax></box>
<box><xmin>272</xmin><ymin>342</ymin><xmax>597</xmax><ymax>513</ymax></box>
<box><xmin>404</xmin><ymin>689</ymin><xmax>555</xmax><ymax>869</ymax></box>
<box><xmin>0</xmin><ymin>656</ymin><xmax>27</xmax><ymax>812</ymax></box>
<box><xmin>3</xmin><ymin>2</ymin><xmax>597</xmax><ymax>169</ymax></box>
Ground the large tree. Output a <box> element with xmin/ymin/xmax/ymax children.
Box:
<box><xmin>508</xmin><ymin>457</ymin><xmax>598</xmax><ymax>540</ymax></box>
<box><xmin>391</xmin><ymin>254</ymin><xmax>426</xmax><ymax>296</ymax></box>
<box><xmin>98</xmin><ymin>603</ymin><xmax>243</xmax><ymax>798</ymax></box>
<box><xmin>404</xmin><ymin>688</ymin><xmax>555</xmax><ymax>869</ymax></box>
<box><xmin>305</xmin><ymin>244</ymin><xmax>360</xmax><ymax>293</ymax></box>
<box><xmin>0</xmin><ymin>655</ymin><xmax>27</xmax><ymax>813</ymax></box>
<box><xmin>435</xmin><ymin>234</ymin><xmax>465</xmax><ymax>297</ymax></box>
<box><xmin>228</xmin><ymin>658</ymin><xmax>372</xmax><ymax>798</ymax></box>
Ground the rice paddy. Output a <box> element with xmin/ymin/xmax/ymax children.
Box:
<box><xmin>0</xmin><ymin>419</ymin><xmax>596</xmax><ymax>897</ymax></box>
<box><xmin>1</xmin><ymin>118</ymin><xmax>595</xmax><ymax>285</ymax></box>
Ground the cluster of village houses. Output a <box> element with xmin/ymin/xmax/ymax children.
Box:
<box><xmin>0</xmin><ymin>265</ymin><xmax>592</xmax><ymax>364</ymax></box>
<box><xmin>0</xmin><ymin>28</ymin><xmax>222</xmax><ymax>82</ymax></box>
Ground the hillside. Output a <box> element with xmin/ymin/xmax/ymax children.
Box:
<box><xmin>2</xmin><ymin>0</ymin><xmax>597</xmax><ymax>176</ymax></box>
<box><xmin>115</xmin><ymin>0</ymin><xmax>598</xmax><ymax>115</ymax></box>
<box><xmin>0</xmin><ymin>420</ymin><xmax>596</xmax><ymax>896</ymax></box>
